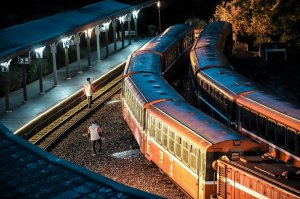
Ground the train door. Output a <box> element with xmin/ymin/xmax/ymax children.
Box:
<box><xmin>198</xmin><ymin>150</ymin><xmax>205</xmax><ymax>199</ymax></box>
<box><xmin>226</xmin><ymin>167</ymin><xmax>233</xmax><ymax>199</ymax></box>
<box><xmin>233</xmin><ymin>170</ymin><xmax>240</xmax><ymax>199</ymax></box>
<box><xmin>146</xmin><ymin>112</ymin><xmax>155</xmax><ymax>158</ymax></box>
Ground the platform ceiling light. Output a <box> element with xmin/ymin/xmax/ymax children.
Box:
<box><xmin>0</xmin><ymin>59</ymin><xmax>12</xmax><ymax>72</ymax></box>
<box><xmin>61</xmin><ymin>37</ymin><xmax>71</xmax><ymax>48</ymax></box>
<box><xmin>34</xmin><ymin>46</ymin><xmax>46</xmax><ymax>59</ymax></box>
<box><xmin>157</xmin><ymin>1</ymin><xmax>160</xmax><ymax>8</ymax></box>
<box><xmin>85</xmin><ymin>28</ymin><xmax>93</xmax><ymax>39</ymax></box>
<box><xmin>119</xmin><ymin>15</ymin><xmax>127</xmax><ymax>24</ymax></box>
<box><xmin>100</xmin><ymin>21</ymin><xmax>111</xmax><ymax>32</ymax></box>
<box><xmin>132</xmin><ymin>10</ymin><xmax>140</xmax><ymax>19</ymax></box>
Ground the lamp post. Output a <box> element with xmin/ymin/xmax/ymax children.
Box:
<box><xmin>18</xmin><ymin>53</ymin><xmax>31</xmax><ymax>102</ymax></box>
<box><xmin>119</xmin><ymin>16</ymin><xmax>126</xmax><ymax>48</ymax></box>
<box><xmin>132</xmin><ymin>10</ymin><xmax>140</xmax><ymax>40</ymax></box>
<box><xmin>158</xmin><ymin>1</ymin><xmax>161</xmax><ymax>33</ymax></box>
<box><xmin>35</xmin><ymin>46</ymin><xmax>46</xmax><ymax>94</ymax></box>
<box><xmin>100</xmin><ymin>21</ymin><xmax>111</xmax><ymax>58</ymax></box>
<box><xmin>0</xmin><ymin>59</ymin><xmax>12</xmax><ymax>112</ymax></box>
<box><xmin>61</xmin><ymin>37</ymin><xmax>71</xmax><ymax>79</ymax></box>
<box><xmin>85</xmin><ymin>28</ymin><xmax>93</xmax><ymax>67</ymax></box>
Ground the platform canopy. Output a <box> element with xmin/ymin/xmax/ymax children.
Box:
<box><xmin>0</xmin><ymin>0</ymin><xmax>157</xmax><ymax>62</ymax></box>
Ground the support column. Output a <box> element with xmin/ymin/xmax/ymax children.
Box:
<box><xmin>86</xmin><ymin>28</ymin><xmax>93</xmax><ymax>67</ymax></box>
<box><xmin>5</xmin><ymin>77</ymin><xmax>11</xmax><ymax>112</ymax></box>
<box><xmin>112</xmin><ymin>20</ymin><xmax>117</xmax><ymax>53</ymax></box>
<box><xmin>126</xmin><ymin>14</ymin><xmax>132</xmax><ymax>45</ymax></box>
<box><xmin>50</xmin><ymin>43</ymin><xmax>58</xmax><ymax>86</ymax></box>
<box><xmin>95</xmin><ymin>25</ymin><xmax>101</xmax><ymax>62</ymax></box>
<box><xmin>133</xmin><ymin>10</ymin><xmax>140</xmax><ymax>40</ymax></box>
<box><xmin>105</xmin><ymin>30</ymin><xmax>109</xmax><ymax>57</ymax></box>
<box><xmin>121</xmin><ymin>21</ymin><xmax>124</xmax><ymax>48</ymax></box>
<box><xmin>64</xmin><ymin>47</ymin><xmax>71</xmax><ymax>79</ymax></box>
<box><xmin>38</xmin><ymin>60</ymin><xmax>44</xmax><ymax>94</ymax></box>
<box><xmin>75</xmin><ymin>33</ymin><xmax>82</xmax><ymax>73</ymax></box>
<box><xmin>22</xmin><ymin>65</ymin><xmax>28</xmax><ymax>102</ymax></box>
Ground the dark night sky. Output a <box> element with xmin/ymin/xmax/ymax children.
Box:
<box><xmin>0</xmin><ymin>0</ymin><xmax>220</xmax><ymax>30</ymax></box>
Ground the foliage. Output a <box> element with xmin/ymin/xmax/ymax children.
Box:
<box><xmin>185</xmin><ymin>18</ymin><xmax>207</xmax><ymax>31</ymax></box>
<box><xmin>213</xmin><ymin>0</ymin><xmax>300</xmax><ymax>44</ymax></box>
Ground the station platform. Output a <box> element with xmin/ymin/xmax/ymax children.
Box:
<box><xmin>0</xmin><ymin>38</ymin><xmax>150</xmax><ymax>133</ymax></box>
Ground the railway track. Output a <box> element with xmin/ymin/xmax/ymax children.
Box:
<box><xmin>28</xmin><ymin>74</ymin><xmax>122</xmax><ymax>150</ymax></box>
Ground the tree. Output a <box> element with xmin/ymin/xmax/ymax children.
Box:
<box><xmin>213</xmin><ymin>0</ymin><xmax>299</xmax><ymax>44</ymax></box>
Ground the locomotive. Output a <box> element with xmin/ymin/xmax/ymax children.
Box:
<box><xmin>121</xmin><ymin>23</ymin><xmax>267</xmax><ymax>199</ymax></box>
<box><xmin>190</xmin><ymin>21</ymin><xmax>300</xmax><ymax>167</ymax></box>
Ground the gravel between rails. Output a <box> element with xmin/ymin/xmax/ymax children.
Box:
<box><xmin>49</xmin><ymin>93</ymin><xmax>190</xmax><ymax>199</ymax></box>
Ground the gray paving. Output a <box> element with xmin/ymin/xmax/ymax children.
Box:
<box><xmin>0</xmin><ymin>39</ymin><xmax>150</xmax><ymax>132</ymax></box>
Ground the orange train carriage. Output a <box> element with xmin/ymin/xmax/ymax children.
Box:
<box><xmin>214</xmin><ymin>155</ymin><xmax>300</xmax><ymax>199</ymax></box>
<box><xmin>122</xmin><ymin>23</ymin><xmax>267</xmax><ymax>199</ymax></box>
<box><xmin>190</xmin><ymin>21</ymin><xmax>300</xmax><ymax>167</ymax></box>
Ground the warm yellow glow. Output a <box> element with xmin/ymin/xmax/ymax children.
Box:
<box><xmin>157</xmin><ymin>1</ymin><xmax>160</xmax><ymax>8</ymax></box>
<box><xmin>85</xmin><ymin>28</ymin><xmax>93</xmax><ymax>39</ymax></box>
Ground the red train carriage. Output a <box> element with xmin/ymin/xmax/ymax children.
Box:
<box><xmin>190</xmin><ymin>21</ymin><xmax>300</xmax><ymax>167</ymax></box>
<box><xmin>214</xmin><ymin>155</ymin><xmax>300</xmax><ymax>199</ymax></box>
<box><xmin>144</xmin><ymin>100</ymin><xmax>267</xmax><ymax>199</ymax></box>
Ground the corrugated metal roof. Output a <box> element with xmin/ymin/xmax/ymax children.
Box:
<box><xmin>0</xmin><ymin>122</ymin><xmax>163</xmax><ymax>198</ymax></box>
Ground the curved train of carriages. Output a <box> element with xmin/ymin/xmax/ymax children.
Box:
<box><xmin>121</xmin><ymin>23</ymin><xmax>300</xmax><ymax>198</ymax></box>
<box><xmin>190</xmin><ymin>21</ymin><xmax>300</xmax><ymax>168</ymax></box>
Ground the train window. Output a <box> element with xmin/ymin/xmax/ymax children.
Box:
<box><xmin>150</xmin><ymin>116</ymin><xmax>155</xmax><ymax>137</ymax></box>
<box><xmin>249</xmin><ymin>111</ymin><xmax>258</xmax><ymax>134</ymax></box>
<box><xmin>156</xmin><ymin>120</ymin><xmax>162</xmax><ymax>144</ymax></box>
<box><xmin>190</xmin><ymin>145</ymin><xmax>198</xmax><ymax>172</ymax></box>
<box><xmin>162</xmin><ymin>125</ymin><xmax>168</xmax><ymax>149</ymax></box>
<box><xmin>241</xmin><ymin>108</ymin><xmax>250</xmax><ymax>129</ymax></box>
<box><xmin>287</xmin><ymin>128</ymin><xmax>296</xmax><ymax>153</ymax></box>
<box><xmin>175</xmin><ymin>135</ymin><xmax>182</xmax><ymax>159</ymax></box>
<box><xmin>276</xmin><ymin>124</ymin><xmax>286</xmax><ymax>147</ymax></box>
<box><xmin>168</xmin><ymin>130</ymin><xmax>175</xmax><ymax>154</ymax></box>
<box><xmin>267</xmin><ymin>120</ymin><xmax>276</xmax><ymax>142</ymax></box>
<box><xmin>258</xmin><ymin>116</ymin><xmax>267</xmax><ymax>138</ymax></box>
<box><xmin>182</xmin><ymin>139</ymin><xmax>189</xmax><ymax>165</ymax></box>
<box><xmin>297</xmin><ymin>134</ymin><xmax>300</xmax><ymax>155</ymax></box>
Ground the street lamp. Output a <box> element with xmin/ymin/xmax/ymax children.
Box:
<box><xmin>132</xmin><ymin>10</ymin><xmax>140</xmax><ymax>40</ymax></box>
<box><xmin>100</xmin><ymin>21</ymin><xmax>111</xmax><ymax>58</ymax></box>
<box><xmin>85</xmin><ymin>28</ymin><xmax>93</xmax><ymax>67</ymax></box>
<box><xmin>34</xmin><ymin>46</ymin><xmax>46</xmax><ymax>94</ymax></box>
<box><xmin>1</xmin><ymin>59</ymin><xmax>12</xmax><ymax>112</ymax></box>
<box><xmin>61</xmin><ymin>37</ymin><xmax>71</xmax><ymax>79</ymax></box>
<box><xmin>157</xmin><ymin>1</ymin><xmax>161</xmax><ymax>33</ymax></box>
<box><xmin>119</xmin><ymin>15</ymin><xmax>126</xmax><ymax>48</ymax></box>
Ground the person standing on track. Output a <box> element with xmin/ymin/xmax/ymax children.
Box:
<box><xmin>88</xmin><ymin>120</ymin><xmax>103</xmax><ymax>156</ymax></box>
<box><xmin>83</xmin><ymin>77</ymin><xmax>95</xmax><ymax>108</ymax></box>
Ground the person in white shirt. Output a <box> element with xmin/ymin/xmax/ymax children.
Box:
<box><xmin>83</xmin><ymin>77</ymin><xmax>95</xmax><ymax>108</ymax></box>
<box><xmin>88</xmin><ymin>120</ymin><xmax>103</xmax><ymax>155</ymax></box>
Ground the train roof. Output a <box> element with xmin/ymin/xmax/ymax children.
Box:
<box><xmin>139</xmin><ymin>24</ymin><xmax>192</xmax><ymax>53</ymax></box>
<box><xmin>153</xmin><ymin>100</ymin><xmax>250</xmax><ymax>145</ymax></box>
<box><xmin>124</xmin><ymin>74</ymin><xmax>184</xmax><ymax>105</ymax></box>
<box><xmin>191</xmin><ymin>48</ymin><xmax>230</xmax><ymax>71</ymax></box>
<box><xmin>125</xmin><ymin>51</ymin><xmax>161</xmax><ymax>75</ymax></box>
<box><xmin>201</xmin><ymin>67</ymin><xmax>258</xmax><ymax>97</ymax></box>
<box><xmin>238</xmin><ymin>91</ymin><xmax>300</xmax><ymax>129</ymax></box>
<box><xmin>0</xmin><ymin>123</ymin><xmax>162</xmax><ymax>199</ymax></box>
<box><xmin>218</xmin><ymin>156</ymin><xmax>300</xmax><ymax>197</ymax></box>
<box><xmin>194</xmin><ymin>21</ymin><xmax>232</xmax><ymax>49</ymax></box>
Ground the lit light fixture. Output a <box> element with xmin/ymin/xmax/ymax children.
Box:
<box><xmin>61</xmin><ymin>37</ymin><xmax>71</xmax><ymax>48</ymax></box>
<box><xmin>0</xmin><ymin>59</ymin><xmax>12</xmax><ymax>72</ymax></box>
<box><xmin>85</xmin><ymin>28</ymin><xmax>93</xmax><ymax>39</ymax></box>
<box><xmin>119</xmin><ymin>15</ymin><xmax>127</xmax><ymax>24</ymax></box>
<box><xmin>132</xmin><ymin>10</ymin><xmax>140</xmax><ymax>19</ymax></box>
<box><xmin>100</xmin><ymin>21</ymin><xmax>111</xmax><ymax>32</ymax></box>
<box><xmin>157</xmin><ymin>1</ymin><xmax>160</xmax><ymax>8</ymax></box>
<box><xmin>34</xmin><ymin>46</ymin><xmax>46</xmax><ymax>59</ymax></box>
